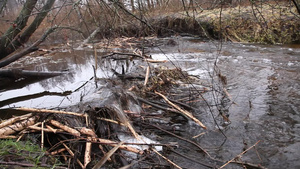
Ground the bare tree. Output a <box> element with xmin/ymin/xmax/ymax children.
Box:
<box><xmin>0</xmin><ymin>0</ymin><xmax>55</xmax><ymax>65</ymax></box>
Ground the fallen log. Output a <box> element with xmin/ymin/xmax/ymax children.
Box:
<box><xmin>0</xmin><ymin>69</ymin><xmax>66</xmax><ymax>78</ymax></box>
<box><xmin>0</xmin><ymin>116</ymin><xmax>39</xmax><ymax>136</ymax></box>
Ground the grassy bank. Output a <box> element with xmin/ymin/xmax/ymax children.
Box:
<box><xmin>142</xmin><ymin>3</ymin><xmax>299</xmax><ymax>44</ymax></box>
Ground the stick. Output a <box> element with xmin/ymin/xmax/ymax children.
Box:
<box><xmin>89</xmin><ymin>138</ymin><xmax>143</xmax><ymax>154</ymax></box>
<box><xmin>0</xmin><ymin>116</ymin><xmax>38</xmax><ymax>136</ymax></box>
<box><xmin>41</xmin><ymin>121</ymin><xmax>45</xmax><ymax>149</ymax></box>
<box><xmin>0</xmin><ymin>113</ymin><xmax>33</xmax><ymax>128</ymax></box>
<box><xmin>62</xmin><ymin>143</ymin><xmax>84</xmax><ymax>169</ymax></box>
<box><xmin>92</xmin><ymin>142</ymin><xmax>124</xmax><ymax>169</ymax></box>
<box><xmin>219</xmin><ymin>140</ymin><xmax>261</xmax><ymax>169</ymax></box>
<box><xmin>145</xmin><ymin>58</ymin><xmax>168</xmax><ymax>63</ymax></box>
<box><xmin>80</xmin><ymin>127</ymin><xmax>97</xmax><ymax>137</ymax></box>
<box><xmin>149</xmin><ymin>123</ymin><xmax>210</xmax><ymax>157</ymax></box>
<box><xmin>144</xmin><ymin>66</ymin><xmax>150</xmax><ymax>86</ymax></box>
<box><xmin>49</xmin><ymin>148</ymin><xmax>66</xmax><ymax>155</ymax></box>
<box><xmin>28</xmin><ymin>125</ymin><xmax>63</xmax><ymax>133</ymax></box>
<box><xmin>49</xmin><ymin>120</ymin><xmax>80</xmax><ymax>137</ymax></box>
<box><xmin>84</xmin><ymin>138</ymin><xmax>92</xmax><ymax>168</ymax></box>
<box><xmin>155</xmin><ymin>91</ymin><xmax>207</xmax><ymax>129</ymax></box>
<box><xmin>152</xmin><ymin>148</ymin><xmax>182</xmax><ymax>169</ymax></box>
<box><xmin>15</xmin><ymin>107</ymin><xmax>87</xmax><ymax>117</ymax></box>
<box><xmin>0</xmin><ymin>135</ymin><xmax>17</xmax><ymax>139</ymax></box>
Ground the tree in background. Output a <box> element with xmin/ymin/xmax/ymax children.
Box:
<box><xmin>0</xmin><ymin>0</ymin><xmax>55</xmax><ymax>68</ymax></box>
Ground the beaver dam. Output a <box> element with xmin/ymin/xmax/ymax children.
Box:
<box><xmin>0</xmin><ymin>36</ymin><xmax>300</xmax><ymax>169</ymax></box>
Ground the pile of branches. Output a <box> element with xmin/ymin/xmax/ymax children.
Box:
<box><xmin>0</xmin><ymin>50</ymin><xmax>265</xmax><ymax>169</ymax></box>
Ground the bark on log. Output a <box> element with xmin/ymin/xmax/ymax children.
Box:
<box><xmin>0</xmin><ymin>116</ymin><xmax>38</xmax><ymax>136</ymax></box>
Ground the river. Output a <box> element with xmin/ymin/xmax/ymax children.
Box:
<box><xmin>0</xmin><ymin>37</ymin><xmax>299</xmax><ymax>168</ymax></box>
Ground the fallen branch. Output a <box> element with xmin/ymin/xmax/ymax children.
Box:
<box><xmin>0</xmin><ymin>113</ymin><xmax>33</xmax><ymax>128</ymax></box>
<box><xmin>92</xmin><ymin>142</ymin><xmax>124</xmax><ymax>169</ymax></box>
<box><xmin>49</xmin><ymin>148</ymin><xmax>66</xmax><ymax>156</ymax></box>
<box><xmin>149</xmin><ymin>123</ymin><xmax>210</xmax><ymax>157</ymax></box>
<box><xmin>144</xmin><ymin>66</ymin><xmax>150</xmax><ymax>86</ymax></box>
<box><xmin>49</xmin><ymin>120</ymin><xmax>81</xmax><ymax>137</ymax></box>
<box><xmin>84</xmin><ymin>138</ymin><xmax>92</xmax><ymax>168</ymax></box>
<box><xmin>152</xmin><ymin>148</ymin><xmax>182</xmax><ymax>169</ymax></box>
<box><xmin>219</xmin><ymin>140</ymin><xmax>261</xmax><ymax>169</ymax></box>
<box><xmin>145</xmin><ymin>58</ymin><xmax>168</xmax><ymax>63</ymax></box>
<box><xmin>27</xmin><ymin>125</ymin><xmax>64</xmax><ymax>133</ymax></box>
<box><xmin>155</xmin><ymin>91</ymin><xmax>207</xmax><ymax>129</ymax></box>
<box><xmin>15</xmin><ymin>107</ymin><xmax>87</xmax><ymax>117</ymax></box>
<box><xmin>89</xmin><ymin>137</ymin><xmax>143</xmax><ymax>155</ymax></box>
<box><xmin>0</xmin><ymin>116</ymin><xmax>38</xmax><ymax>136</ymax></box>
<box><xmin>62</xmin><ymin>142</ymin><xmax>84</xmax><ymax>168</ymax></box>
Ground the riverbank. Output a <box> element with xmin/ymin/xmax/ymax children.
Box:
<box><xmin>117</xmin><ymin>3</ymin><xmax>299</xmax><ymax>44</ymax></box>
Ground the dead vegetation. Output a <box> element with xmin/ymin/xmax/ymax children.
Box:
<box><xmin>0</xmin><ymin>37</ymin><xmax>266</xmax><ymax>168</ymax></box>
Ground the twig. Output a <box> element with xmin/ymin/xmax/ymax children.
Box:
<box><xmin>0</xmin><ymin>113</ymin><xmax>33</xmax><ymax>128</ymax></box>
<box><xmin>49</xmin><ymin>148</ymin><xmax>66</xmax><ymax>155</ymax></box>
<box><xmin>62</xmin><ymin>142</ymin><xmax>84</xmax><ymax>169</ymax></box>
<box><xmin>92</xmin><ymin>142</ymin><xmax>124</xmax><ymax>169</ymax></box>
<box><xmin>0</xmin><ymin>116</ymin><xmax>38</xmax><ymax>136</ymax></box>
<box><xmin>149</xmin><ymin>124</ymin><xmax>211</xmax><ymax>157</ymax></box>
<box><xmin>144</xmin><ymin>66</ymin><xmax>150</xmax><ymax>86</ymax></box>
<box><xmin>151</xmin><ymin>148</ymin><xmax>182</xmax><ymax>169</ymax></box>
<box><xmin>49</xmin><ymin>120</ymin><xmax>81</xmax><ymax>137</ymax></box>
<box><xmin>28</xmin><ymin>125</ymin><xmax>63</xmax><ymax>133</ymax></box>
<box><xmin>168</xmin><ymin>147</ymin><xmax>215</xmax><ymax>168</ymax></box>
<box><xmin>41</xmin><ymin>121</ymin><xmax>45</xmax><ymax>149</ymax></box>
<box><xmin>144</xmin><ymin>58</ymin><xmax>168</xmax><ymax>63</ymax></box>
<box><xmin>137</xmin><ymin>97</ymin><xmax>184</xmax><ymax>115</ymax></box>
<box><xmin>15</xmin><ymin>107</ymin><xmax>88</xmax><ymax>117</ymax></box>
<box><xmin>88</xmin><ymin>138</ymin><xmax>143</xmax><ymax>155</ymax></box>
<box><xmin>84</xmin><ymin>138</ymin><xmax>92</xmax><ymax>168</ymax></box>
<box><xmin>155</xmin><ymin>91</ymin><xmax>207</xmax><ymax>129</ymax></box>
<box><xmin>219</xmin><ymin>140</ymin><xmax>261</xmax><ymax>169</ymax></box>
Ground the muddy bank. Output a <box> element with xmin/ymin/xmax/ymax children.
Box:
<box><xmin>112</xmin><ymin>3</ymin><xmax>299</xmax><ymax>44</ymax></box>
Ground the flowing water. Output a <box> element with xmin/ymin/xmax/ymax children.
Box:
<box><xmin>0</xmin><ymin>37</ymin><xmax>299</xmax><ymax>168</ymax></box>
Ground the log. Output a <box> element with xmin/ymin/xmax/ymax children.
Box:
<box><xmin>155</xmin><ymin>91</ymin><xmax>207</xmax><ymax>129</ymax></box>
<box><xmin>49</xmin><ymin>120</ymin><xmax>81</xmax><ymax>137</ymax></box>
<box><xmin>0</xmin><ymin>69</ymin><xmax>66</xmax><ymax>78</ymax></box>
<box><xmin>0</xmin><ymin>116</ymin><xmax>38</xmax><ymax>136</ymax></box>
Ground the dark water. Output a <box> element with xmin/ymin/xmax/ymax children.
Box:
<box><xmin>141</xmin><ymin>38</ymin><xmax>300</xmax><ymax>168</ymax></box>
<box><xmin>0</xmin><ymin>38</ymin><xmax>299</xmax><ymax>168</ymax></box>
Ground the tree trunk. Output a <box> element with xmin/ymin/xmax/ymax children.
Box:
<box><xmin>292</xmin><ymin>0</ymin><xmax>300</xmax><ymax>15</ymax></box>
<box><xmin>0</xmin><ymin>0</ymin><xmax>55</xmax><ymax>60</ymax></box>
<box><xmin>0</xmin><ymin>26</ymin><xmax>58</xmax><ymax>68</ymax></box>
<box><xmin>130</xmin><ymin>0</ymin><xmax>135</xmax><ymax>12</ymax></box>
<box><xmin>146</xmin><ymin>0</ymin><xmax>151</xmax><ymax>9</ymax></box>
<box><xmin>0</xmin><ymin>0</ymin><xmax>38</xmax><ymax>60</ymax></box>
<box><xmin>0</xmin><ymin>0</ymin><xmax>8</xmax><ymax>14</ymax></box>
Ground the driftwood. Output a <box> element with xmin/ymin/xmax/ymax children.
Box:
<box><xmin>16</xmin><ymin>107</ymin><xmax>88</xmax><ymax>117</ymax></box>
<box><xmin>92</xmin><ymin>142</ymin><xmax>124</xmax><ymax>169</ymax></box>
<box><xmin>0</xmin><ymin>69</ymin><xmax>65</xmax><ymax>78</ymax></box>
<box><xmin>0</xmin><ymin>116</ymin><xmax>38</xmax><ymax>136</ymax></box>
<box><xmin>0</xmin><ymin>113</ymin><xmax>33</xmax><ymax>128</ymax></box>
<box><xmin>155</xmin><ymin>91</ymin><xmax>207</xmax><ymax>129</ymax></box>
<box><xmin>0</xmin><ymin>91</ymin><xmax>71</xmax><ymax>107</ymax></box>
<box><xmin>84</xmin><ymin>138</ymin><xmax>92</xmax><ymax>168</ymax></box>
<box><xmin>0</xmin><ymin>69</ymin><xmax>67</xmax><ymax>91</ymax></box>
<box><xmin>49</xmin><ymin>120</ymin><xmax>81</xmax><ymax>137</ymax></box>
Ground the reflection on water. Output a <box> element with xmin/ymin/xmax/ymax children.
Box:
<box><xmin>0</xmin><ymin>47</ymin><xmax>143</xmax><ymax>109</ymax></box>
<box><xmin>0</xmin><ymin>37</ymin><xmax>299</xmax><ymax>168</ymax></box>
